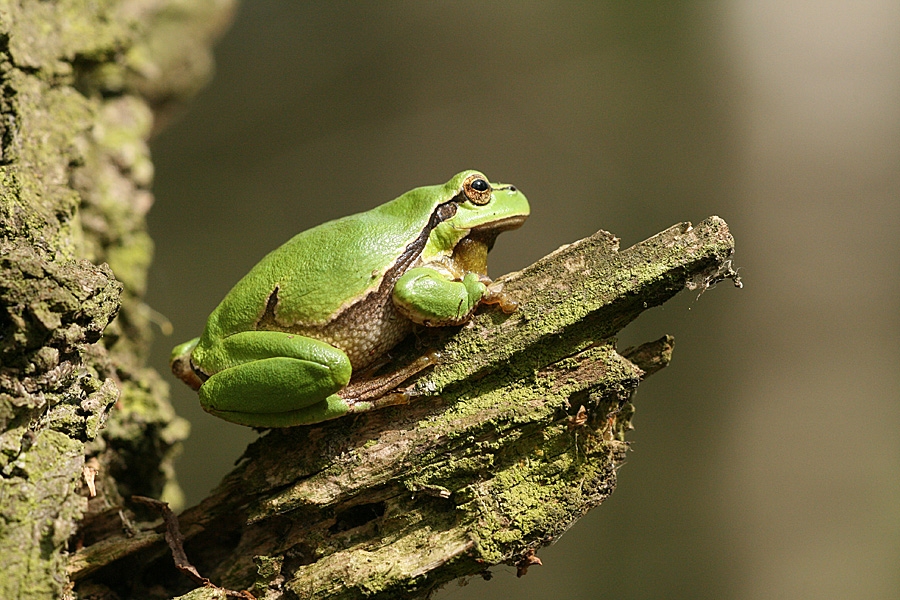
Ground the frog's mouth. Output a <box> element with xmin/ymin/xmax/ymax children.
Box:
<box><xmin>467</xmin><ymin>214</ymin><xmax>528</xmax><ymax>247</ymax></box>
<box><xmin>474</xmin><ymin>214</ymin><xmax>528</xmax><ymax>233</ymax></box>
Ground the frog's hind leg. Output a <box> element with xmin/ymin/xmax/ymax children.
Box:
<box><xmin>208</xmin><ymin>389</ymin><xmax>353</xmax><ymax>428</ymax></box>
<box><xmin>197</xmin><ymin>331</ymin><xmax>353</xmax><ymax>427</ymax></box>
<box><xmin>339</xmin><ymin>350</ymin><xmax>440</xmax><ymax>414</ymax></box>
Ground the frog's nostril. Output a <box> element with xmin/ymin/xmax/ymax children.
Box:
<box><xmin>508</xmin><ymin>186</ymin><xmax>517</xmax><ymax>192</ymax></box>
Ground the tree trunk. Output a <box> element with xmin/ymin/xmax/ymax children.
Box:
<box><xmin>0</xmin><ymin>2</ymin><xmax>235</xmax><ymax>599</ymax></box>
<box><xmin>0</xmin><ymin>3</ymin><xmax>740</xmax><ymax>600</ymax></box>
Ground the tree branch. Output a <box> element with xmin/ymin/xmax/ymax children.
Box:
<box><xmin>72</xmin><ymin>217</ymin><xmax>738</xmax><ymax>600</ymax></box>
<box><xmin>0</xmin><ymin>5</ymin><xmax>736</xmax><ymax>599</ymax></box>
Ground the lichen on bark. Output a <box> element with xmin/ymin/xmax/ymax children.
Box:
<box><xmin>0</xmin><ymin>1</ymin><xmax>235</xmax><ymax>598</ymax></box>
<box><xmin>0</xmin><ymin>2</ymin><xmax>740</xmax><ymax>599</ymax></box>
<box><xmin>67</xmin><ymin>217</ymin><xmax>737</xmax><ymax>600</ymax></box>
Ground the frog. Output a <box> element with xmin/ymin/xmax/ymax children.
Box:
<box><xmin>170</xmin><ymin>170</ymin><xmax>529</xmax><ymax>428</ymax></box>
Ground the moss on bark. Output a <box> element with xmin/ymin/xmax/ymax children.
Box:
<box><xmin>0</xmin><ymin>3</ymin><xmax>740</xmax><ymax>598</ymax></box>
<box><xmin>0</xmin><ymin>1</ymin><xmax>234</xmax><ymax>598</ymax></box>
<box><xmin>68</xmin><ymin>218</ymin><xmax>738</xmax><ymax>600</ymax></box>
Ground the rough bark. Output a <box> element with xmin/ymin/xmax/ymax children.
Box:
<box><xmin>0</xmin><ymin>2</ymin><xmax>741</xmax><ymax>599</ymax></box>
<box><xmin>0</xmin><ymin>2</ymin><xmax>235</xmax><ymax>599</ymax></box>
<box><xmin>69</xmin><ymin>217</ymin><xmax>739</xmax><ymax>600</ymax></box>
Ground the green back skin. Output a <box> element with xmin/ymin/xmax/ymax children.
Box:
<box><xmin>199</xmin><ymin>171</ymin><xmax>479</xmax><ymax>344</ymax></box>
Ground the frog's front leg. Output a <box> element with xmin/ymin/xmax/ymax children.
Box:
<box><xmin>196</xmin><ymin>330</ymin><xmax>352</xmax><ymax>427</ymax></box>
<box><xmin>392</xmin><ymin>266</ymin><xmax>487</xmax><ymax>326</ymax></box>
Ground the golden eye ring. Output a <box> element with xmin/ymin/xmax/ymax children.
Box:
<box><xmin>462</xmin><ymin>174</ymin><xmax>492</xmax><ymax>205</ymax></box>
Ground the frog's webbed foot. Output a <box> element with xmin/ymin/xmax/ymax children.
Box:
<box><xmin>340</xmin><ymin>350</ymin><xmax>439</xmax><ymax>410</ymax></box>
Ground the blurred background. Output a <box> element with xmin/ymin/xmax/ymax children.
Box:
<box><xmin>146</xmin><ymin>2</ymin><xmax>900</xmax><ymax>599</ymax></box>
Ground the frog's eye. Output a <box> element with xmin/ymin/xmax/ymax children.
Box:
<box><xmin>463</xmin><ymin>174</ymin><xmax>492</xmax><ymax>205</ymax></box>
<box><xmin>471</xmin><ymin>178</ymin><xmax>489</xmax><ymax>192</ymax></box>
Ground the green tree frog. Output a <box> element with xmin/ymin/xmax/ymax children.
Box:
<box><xmin>170</xmin><ymin>171</ymin><xmax>529</xmax><ymax>427</ymax></box>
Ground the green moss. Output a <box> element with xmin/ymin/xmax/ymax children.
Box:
<box><xmin>0</xmin><ymin>1</ymin><xmax>231</xmax><ymax>595</ymax></box>
<box><xmin>252</xmin><ymin>554</ymin><xmax>284</xmax><ymax>594</ymax></box>
<box><xmin>0</xmin><ymin>429</ymin><xmax>85</xmax><ymax>599</ymax></box>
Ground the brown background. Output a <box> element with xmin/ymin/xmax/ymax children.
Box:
<box><xmin>146</xmin><ymin>3</ymin><xmax>900</xmax><ymax>598</ymax></box>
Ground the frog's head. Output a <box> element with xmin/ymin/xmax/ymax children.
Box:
<box><xmin>421</xmin><ymin>170</ymin><xmax>529</xmax><ymax>269</ymax></box>
<box><xmin>441</xmin><ymin>170</ymin><xmax>530</xmax><ymax>234</ymax></box>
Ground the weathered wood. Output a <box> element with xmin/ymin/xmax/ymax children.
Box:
<box><xmin>0</xmin><ymin>3</ymin><xmax>739</xmax><ymax>598</ymax></box>
<box><xmin>71</xmin><ymin>217</ymin><xmax>738</xmax><ymax>600</ymax></box>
